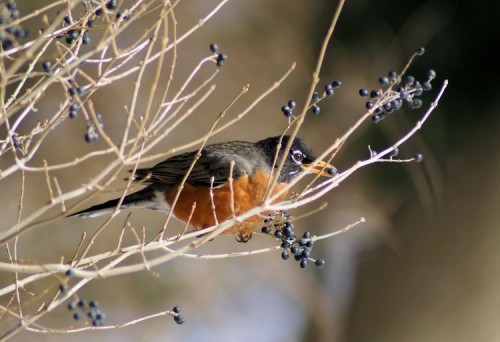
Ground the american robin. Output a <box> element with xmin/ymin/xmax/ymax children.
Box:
<box><xmin>71</xmin><ymin>135</ymin><xmax>336</xmax><ymax>241</ymax></box>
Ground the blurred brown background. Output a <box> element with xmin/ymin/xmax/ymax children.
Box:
<box><xmin>1</xmin><ymin>0</ymin><xmax>500</xmax><ymax>341</ymax></box>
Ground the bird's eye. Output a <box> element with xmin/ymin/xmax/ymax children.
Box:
<box><xmin>291</xmin><ymin>150</ymin><xmax>304</xmax><ymax>164</ymax></box>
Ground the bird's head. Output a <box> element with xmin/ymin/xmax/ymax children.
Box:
<box><xmin>256</xmin><ymin>135</ymin><xmax>337</xmax><ymax>183</ymax></box>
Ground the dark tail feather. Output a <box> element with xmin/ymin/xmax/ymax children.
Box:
<box><xmin>69</xmin><ymin>186</ymin><xmax>158</xmax><ymax>218</ymax></box>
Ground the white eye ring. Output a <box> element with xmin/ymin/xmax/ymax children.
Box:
<box><xmin>291</xmin><ymin>150</ymin><xmax>304</xmax><ymax>164</ymax></box>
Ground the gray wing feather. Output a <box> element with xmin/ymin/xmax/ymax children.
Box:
<box><xmin>133</xmin><ymin>142</ymin><xmax>258</xmax><ymax>188</ymax></box>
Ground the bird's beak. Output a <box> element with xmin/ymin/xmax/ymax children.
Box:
<box><xmin>301</xmin><ymin>160</ymin><xmax>337</xmax><ymax>177</ymax></box>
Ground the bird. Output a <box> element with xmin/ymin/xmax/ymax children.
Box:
<box><xmin>70</xmin><ymin>135</ymin><xmax>336</xmax><ymax>242</ymax></box>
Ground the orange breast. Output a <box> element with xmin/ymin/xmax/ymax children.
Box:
<box><xmin>165</xmin><ymin>169</ymin><xmax>287</xmax><ymax>236</ymax></box>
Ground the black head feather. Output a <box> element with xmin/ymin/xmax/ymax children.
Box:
<box><xmin>255</xmin><ymin>135</ymin><xmax>317</xmax><ymax>183</ymax></box>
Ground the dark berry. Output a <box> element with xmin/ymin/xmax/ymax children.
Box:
<box><xmin>67</xmin><ymin>30</ymin><xmax>79</xmax><ymax>40</ymax></box>
<box><xmin>287</xmin><ymin>100</ymin><xmax>296</xmax><ymax>109</ymax></box>
<box><xmin>209</xmin><ymin>43</ymin><xmax>219</xmax><ymax>53</ymax></box>
<box><xmin>174</xmin><ymin>315</ymin><xmax>185</xmax><ymax>325</ymax></box>
<box><xmin>327</xmin><ymin>167</ymin><xmax>337</xmax><ymax>177</ymax></box>
<box><xmin>281</xmin><ymin>241</ymin><xmax>291</xmax><ymax>249</ymax></box>
<box><xmin>331</xmin><ymin>80</ymin><xmax>341</xmax><ymax>89</ymax></box>
<box><xmin>59</xmin><ymin>284</ymin><xmax>68</xmax><ymax>292</ymax></box>
<box><xmin>325</xmin><ymin>88</ymin><xmax>334</xmax><ymax>96</ymax></box>
<box><xmin>261</xmin><ymin>227</ymin><xmax>271</xmax><ymax>234</ymax></box>
<box><xmin>106</xmin><ymin>0</ymin><xmax>117</xmax><ymax>10</ymax></box>
<box><xmin>414</xmin><ymin>153</ymin><xmax>423</xmax><ymax>162</ymax></box>
<box><xmin>370</xmin><ymin>90</ymin><xmax>380</xmax><ymax>99</ymax></box>
<box><xmin>290</xmin><ymin>246</ymin><xmax>299</xmax><ymax>255</ymax></box>
<box><xmin>366</xmin><ymin>102</ymin><xmax>374</xmax><ymax>110</ymax></box>
<box><xmin>2</xmin><ymin>39</ymin><xmax>14</xmax><ymax>51</ymax></box>
<box><xmin>68</xmin><ymin>301</ymin><xmax>77</xmax><ymax>310</ymax></box>
<box><xmin>274</xmin><ymin>231</ymin><xmax>283</xmax><ymax>239</ymax></box>
<box><xmin>312</xmin><ymin>91</ymin><xmax>319</xmax><ymax>100</ymax></box>
<box><xmin>390</xmin><ymin>99</ymin><xmax>402</xmax><ymax>110</ymax></box>
<box><xmin>82</xmin><ymin>31</ymin><xmax>90</xmax><ymax>45</ymax></box>
<box><xmin>85</xmin><ymin>132</ymin><xmax>98</xmax><ymax>143</ymax></box>
<box><xmin>65</xmin><ymin>268</ymin><xmax>74</xmax><ymax>277</ymax></box>
<box><xmin>422</xmin><ymin>82</ymin><xmax>432</xmax><ymax>91</ymax></box>
<box><xmin>416</xmin><ymin>46</ymin><xmax>425</xmax><ymax>56</ymax></box>
<box><xmin>315</xmin><ymin>259</ymin><xmax>326</xmax><ymax>267</ymax></box>
<box><xmin>95</xmin><ymin>311</ymin><xmax>106</xmax><ymax>320</ymax></box>
<box><xmin>281</xmin><ymin>251</ymin><xmax>290</xmax><ymax>260</ymax></box>
<box><xmin>283</xmin><ymin>226</ymin><xmax>293</xmax><ymax>237</ymax></box>
<box><xmin>281</xmin><ymin>105</ymin><xmax>292</xmax><ymax>117</ymax></box>
<box><xmin>172</xmin><ymin>306</ymin><xmax>181</xmax><ymax>314</ymax></box>
<box><xmin>77</xmin><ymin>299</ymin><xmax>87</xmax><ymax>308</ymax></box>
<box><xmin>359</xmin><ymin>89</ymin><xmax>369</xmax><ymax>97</ymax></box>
<box><xmin>427</xmin><ymin>69</ymin><xmax>436</xmax><ymax>79</ymax></box>
<box><xmin>11</xmin><ymin>135</ymin><xmax>20</xmax><ymax>149</ymax></box>
<box><xmin>302</xmin><ymin>231</ymin><xmax>311</xmax><ymax>239</ymax></box>
<box><xmin>87</xmin><ymin>20</ymin><xmax>95</xmax><ymax>27</ymax></box>
<box><xmin>89</xmin><ymin>300</ymin><xmax>99</xmax><ymax>308</ymax></box>
<box><xmin>217</xmin><ymin>53</ymin><xmax>227</xmax><ymax>62</ymax></box>
<box><xmin>312</xmin><ymin>104</ymin><xmax>320</xmax><ymax>115</ymax></box>
<box><xmin>64</xmin><ymin>15</ymin><xmax>71</xmax><ymax>24</ymax></box>
<box><xmin>301</xmin><ymin>250</ymin><xmax>310</xmax><ymax>258</ymax></box>
<box><xmin>388</xmin><ymin>70</ymin><xmax>398</xmax><ymax>81</ymax></box>
<box><xmin>298</xmin><ymin>239</ymin><xmax>307</xmax><ymax>246</ymax></box>
<box><xmin>410</xmin><ymin>99</ymin><xmax>423</xmax><ymax>109</ymax></box>
<box><xmin>299</xmin><ymin>259</ymin><xmax>308</xmax><ymax>268</ymax></box>
<box><xmin>216</xmin><ymin>59</ymin><xmax>223</xmax><ymax>67</ymax></box>
<box><xmin>14</xmin><ymin>29</ymin><xmax>28</xmax><ymax>38</ymax></box>
<box><xmin>42</xmin><ymin>60</ymin><xmax>51</xmax><ymax>72</ymax></box>
<box><xmin>95</xmin><ymin>8</ymin><xmax>103</xmax><ymax>16</ymax></box>
<box><xmin>73</xmin><ymin>312</ymin><xmax>81</xmax><ymax>320</ymax></box>
<box><xmin>379</xmin><ymin>76</ymin><xmax>389</xmax><ymax>85</ymax></box>
<box><xmin>306</xmin><ymin>240</ymin><xmax>313</xmax><ymax>248</ymax></box>
<box><xmin>404</xmin><ymin>75</ymin><xmax>415</xmax><ymax>86</ymax></box>
<box><xmin>10</xmin><ymin>9</ymin><xmax>20</xmax><ymax>19</ymax></box>
<box><xmin>68</xmin><ymin>88</ymin><xmax>77</xmax><ymax>97</ymax></box>
<box><xmin>372</xmin><ymin>114</ymin><xmax>381</xmax><ymax>123</ymax></box>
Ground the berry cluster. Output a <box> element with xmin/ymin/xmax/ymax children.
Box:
<box><xmin>62</xmin><ymin>270</ymin><xmax>106</xmax><ymax>327</ymax></box>
<box><xmin>310</xmin><ymin>80</ymin><xmax>342</xmax><ymax>115</ymax></box>
<box><xmin>56</xmin><ymin>1</ymin><xmax>131</xmax><ymax>46</ymax></box>
<box><xmin>67</xmin><ymin>298</ymin><xmax>106</xmax><ymax>327</ymax></box>
<box><xmin>359</xmin><ymin>47</ymin><xmax>436</xmax><ymax>123</ymax></box>
<box><xmin>172</xmin><ymin>306</ymin><xmax>185</xmax><ymax>325</ymax></box>
<box><xmin>261</xmin><ymin>212</ymin><xmax>326</xmax><ymax>269</ymax></box>
<box><xmin>57</xmin><ymin>18</ymin><xmax>92</xmax><ymax>46</ymax></box>
<box><xmin>85</xmin><ymin>113</ymin><xmax>104</xmax><ymax>143</ymax></box>
<box><xmin>281</xmin><ymin>80</ymin><xmax>341</xmax><ymax>119</ymax></box>
<box><xmin>209</xmin><ymin>43</ymin><xmax>227</xmax><ymax>67</ymax></box>
<box><xmin>281</xmin><ymin>99</ymin><xmax>296</xmax><ymax>118</ymax></box>
<box><xmin>95</xmin><ymin>0</ymin><xmax>130</xmax><ymax>22</ymax></box>
<box><xmin>0</xmin><ymin>0</ymin><xmax>28</xmax><ymax>51</ymax></box>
